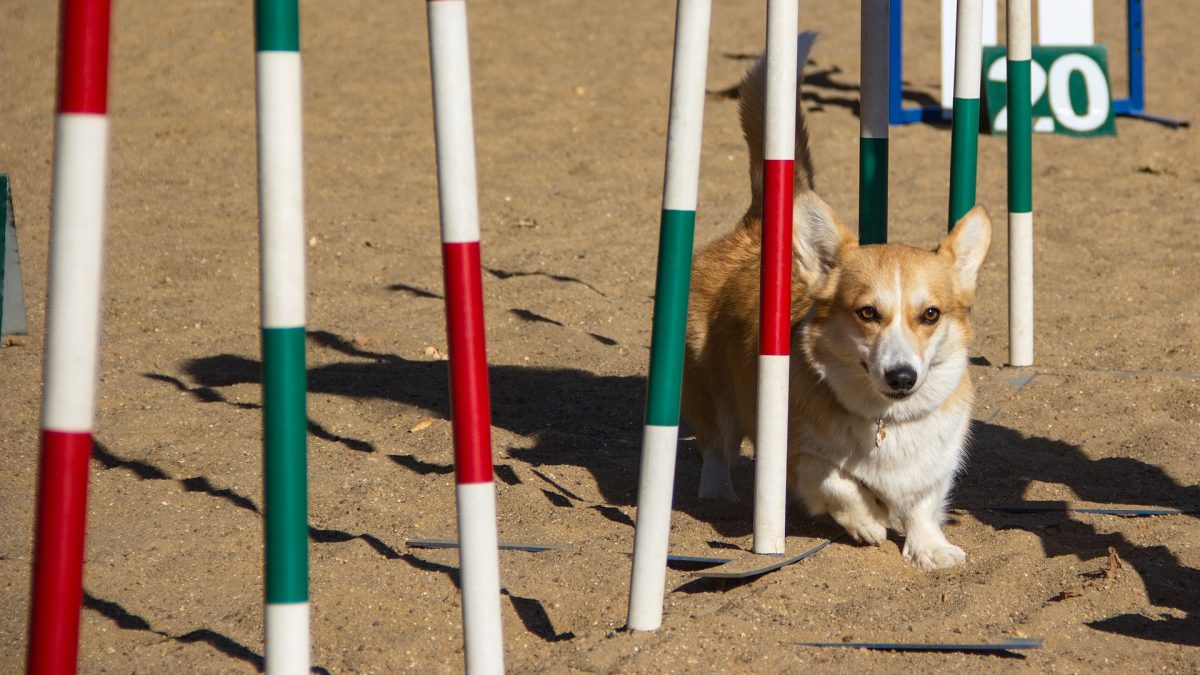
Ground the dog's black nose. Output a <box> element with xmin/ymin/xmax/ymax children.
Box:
<box><xmin>885</xmin><ymin>366</ymin><xmax>918</xmax><ymax>391</ymax></box>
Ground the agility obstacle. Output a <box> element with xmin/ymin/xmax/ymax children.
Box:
<box><xmin>943</xmin><ymin>0</ymin><xmax>1034</xmax><ymax>366</ymax></box>
<box><xmin>426</xmin><ymin>1</ymin><xmax>506</xmax><ymax>672</ymax></box>
<box><xmin>28</xmin><ymin>0</ymin><xmax>506</xmax><ymax>671</ymax></box>
<box><xmin>630</xmin><ymin>0</ymin><xmax>804</xmax><ymax>632</ymax></box>
<box><xmin>254</xmin><ymin>1</ymin><xmax>311</xmax><ymax>672</ymax></box>
<box><xmin>891</xmin><ymin>0</ymin><xmax>1184</xmax><ymax>129</ymax></box>
<box><xmin>628</xmin><ymin>0</ymin><xmax>1036</xmax><ymax>629</ymax></box>
<box><xmin>26</xmin><ymin>0</ymin><xmax>112</xmax><ymax>672</ymax></box>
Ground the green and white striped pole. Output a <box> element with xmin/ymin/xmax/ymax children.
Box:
<box><xmin>947</xmin><ymin>0</ymin><xmax>982</xmax><ymax>228</ymax></box>
<box><xmin>254</xmin><ymin>1</ymin><xmax>309</xmax><ymax>672</ymax></box>
<box><xmin>859</xmin><ymin>0</ymin><xmax>889</xmax><ymax>244</ymax></box>
<box><xmin>1006</xmin><ymin>0</ymin><xmax>1034</xmax><ymax>366</ymax></box>
<box><xmin>627</xmin><ymin>0</ymin><xmax>711</xmax><ymax>633</ymax></box>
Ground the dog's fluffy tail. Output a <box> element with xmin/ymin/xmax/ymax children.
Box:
<box><xmin>738</xmin><ymin>31</ymin><xmax>817</xmax><ymax>222</ymax></box>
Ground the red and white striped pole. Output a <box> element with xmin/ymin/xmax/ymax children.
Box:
<box><xmin>426</xmin><ymin>2</ymin><xmax>504</xmax><ymax>673</ymax></box>
<box><xmin>28</xmin><ymin>0</ymin><xmax>112</xmax><ymax>672</ymax></box>
<box><xmin>754</xmin><ymin>0</ymin><xmax>798</xmax><ymax>556</ymax></box>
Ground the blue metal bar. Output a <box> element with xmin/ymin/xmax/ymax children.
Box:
<box><xmin>1113</xmin><ymin>0</ymin><xmax>1187</xmax><ymax>127</ymax></box>
<box><xmin>889</xmin><ymin>0</ymin><xmax>952</xmax><ymax>125</ymax></box>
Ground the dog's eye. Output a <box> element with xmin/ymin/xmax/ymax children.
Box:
<box><xmin>921</xmin><ymin>307</ymin><xmax>942</xmax><ymax>324</ymax></box>
<box><xmin>855</xmin><ymin>306</ymin><xmax>879</xmax><ymax>322</ymax></box>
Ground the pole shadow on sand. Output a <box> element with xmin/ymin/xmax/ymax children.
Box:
<box><xmin>137</xmin><ymin>327</ymin><xmax>1199</xmax><ymax>649</ymax></box>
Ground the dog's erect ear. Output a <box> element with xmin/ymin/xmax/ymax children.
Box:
<box><xmin>940</xmin><ymin>205</ymin><xmax>992</xmax><ymax>297</ymax></box>
<box><xmin>792</xmin><ymin>191</ymin><xmax>856</xmax><ymax>287</ymax></box>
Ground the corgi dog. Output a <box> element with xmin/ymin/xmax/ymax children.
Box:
<box><xmin>681</xmin><ymin>39</ymin><xmax>991</xmax><ymax>571</ymax></box>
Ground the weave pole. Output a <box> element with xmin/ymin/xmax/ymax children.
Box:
<box><xmin>947</xmin><ymin>0</ymin><xmax>982</xmax><ymax>228</ymax></box>
<box><xmin>27</xmin><ymin>1</ymin><xmax>111</xmax><ymax>672</ymax></box>
<box><xmin>1006</xmin><ymin>0</ymin><xmax>1033</xmax><ymax>366</ymax></box>
<box><xmin>626</xmin><ymin>0</ymin><xmax>712</xmax><ymax>633</ymax></box>
<box><xmin>253</xmin><ymin>2</ymin><xmax>310</xmax><ymax>672</ymax></box>
<box><xmin>859</xmin><ymin>0</ymin><xmax>889</xmax><ymax>244</ymax></box>
<box><xmin>426</xmin><ymin>2</ymin><xmax>505</xmax><ymax>671</ymax></box>
<box><xmin>754</xmin><ymin>0</ymin><xmax>799</xmax><ymax>556</ymax></box>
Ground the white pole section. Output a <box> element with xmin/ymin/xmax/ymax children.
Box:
<box><xmin>456</xmin><ymin>482</ymin><xmax>505</xmax><ymax>672</ymax></box>
<box><xmin>940</xmin><ymin>0</ymin><xmax>997</xmax><ymax>110</ymax></box>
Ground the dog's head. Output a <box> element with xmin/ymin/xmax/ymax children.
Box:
<box><xmin>793</xmin><ymin>193</ymin><xmax>992</xmax><ymax>420</ymax></box>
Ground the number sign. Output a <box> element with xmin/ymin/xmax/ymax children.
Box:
<box><xmin>983</xmin><ymin>45</ymin><xmax>1115</xmax><ymax>137</ymax></box>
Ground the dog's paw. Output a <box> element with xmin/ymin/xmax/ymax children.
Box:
<box><xmin>834</xmin><ymin>512</ymin><xmax>887</xmax><ymax>546</ymax></box>
<box><xmin>904</xmin><ymin>541</ymin><xmax>966</xmax><ymax>571</ymax></box>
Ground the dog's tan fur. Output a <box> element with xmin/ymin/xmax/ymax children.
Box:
<box><xmin>681</xmin><ymin>42</ymin><xmax>992</xmax><ymax>570</ymax></box>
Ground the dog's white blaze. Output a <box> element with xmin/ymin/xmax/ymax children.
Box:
<box><xmin>873</xmin><ymin>267</ymin><xmax>921</xmax><ymax>383</ymax></box>
<box><xmin>876</xmin><ymin>320</ymin><xmax>919</xmax><ymax>377</ymax></box>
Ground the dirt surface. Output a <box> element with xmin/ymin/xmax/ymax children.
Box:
<box><xmin>2</xmin><ymin>1</ymin><xmax>1198</xmax><ymax>672</ymax></box>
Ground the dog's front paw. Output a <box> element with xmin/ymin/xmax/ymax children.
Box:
<box><xmin>903</xmin><ymin>541</ymin><xmax>966</xmax><ymax>571</ymax></box>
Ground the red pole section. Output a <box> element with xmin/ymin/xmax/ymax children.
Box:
<box><xmin>759</xmin><ymin>159</ymin><xmax>794</xmax><ymax>356</ymax></box>
<box><xmin>442</xmin><ymin>241</ymin><xmax>493</xmax><ymax>485</ymax></box>
<box><xmin>58</xmin><ymin>0</ymin><xmax>110</xmax><ymax>114</ymax></box>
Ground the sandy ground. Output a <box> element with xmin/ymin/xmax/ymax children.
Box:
<box><xmin>2</xmin><ymin>1</ymin><xmax>1198</xmax><ymax>672</ymax></box>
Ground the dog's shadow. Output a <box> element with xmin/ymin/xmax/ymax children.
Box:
<box><xmin>960</xmin><ymin>422</ymin><xmax>1200</xmax><ymax>648</ymax></box>
<box><xmin>174</xmin><ymin>329</ymin><xmax>1197</xmax><ymax>647</ymax></box>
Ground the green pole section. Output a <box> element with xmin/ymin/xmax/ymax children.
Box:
<box><xmin>858</xmin><ymin>138</ymin><xmax>888</xmax><ymax>244</ymax></box>
<box><xmin>1007</xmin><ymin>62</ymin><xmax>1032</xmax><ymax>212</ymax></box>
<box><xmin>262</xmin><ymin>326</ymin><xmax>308</xmax><ymax>603</ymax></box>
<box><xmin>643</xmin><ymin>209</ymin><xmax>695</xmax><ymax>427</ymax></box>
<box><xmin>255</xmin><ymin>0</ymin><xmax>300</xmax><ymax>52</ymax></box>
<box><xmin>947</xmin><ymin>96</ymin><xmax>980</xmax><ymax>228</ymax></box>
